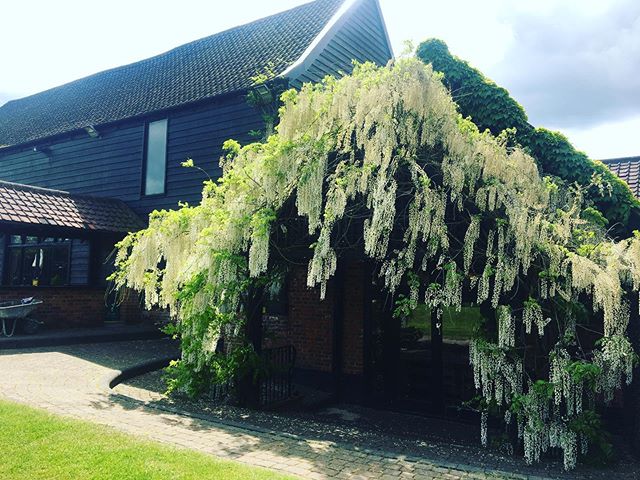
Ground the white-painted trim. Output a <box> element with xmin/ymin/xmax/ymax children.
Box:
<box><xmin>280</xmin><ymin>0</ymin><xmax>361</xmax><ymax>81</ymax></box>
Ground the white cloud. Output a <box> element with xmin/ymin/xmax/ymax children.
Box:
<box><xmin>557</xmin><ymin>114</ymin><xmax>640</xmax><ymax>160</ymax></box>
<box><xmin>490</xmin><ymin>0</ymin><xmax>640</xmax><ymax>128</ymax></box>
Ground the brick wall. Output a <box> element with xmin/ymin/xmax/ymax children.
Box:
<box><xmin>287</xmin><ymin>265</ymin><xmax>335</xmax><ymax>372</ymax></box>
<box><xmin>0</xmin><ymin>286</ymin><xmax>163</xmax><ymax>329</ymax></box>
<box><xmin>342</xmin><ymin>263</ymin><xmax>364</xmax><ymax>375</ymax></box>
<box><xmin>285</xmin><ymin>262</ymin><xmax>365</xmax><ymax>375</ymax></box>
<box><xmin>0</xmin><ymin>287</ymin><xmax>107</xmax><ymax>328</ymax></box>
<box><xmin>263</xmin><ymin>314</ymin><xmax>291</xmax><ymax>349</ymax></box>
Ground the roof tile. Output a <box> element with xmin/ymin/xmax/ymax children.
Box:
<box><xmin>0</xmin><ymin>181</ymin><xmax>145</xmax><ymax>233</ymax></box>
<box><xmin>601</xmin><ymin>156</ymin><xmax>640</xmax><ymax>199</ymax></box>
<box><xmin>0</xmin><ymin>0</ymin><xmax>343</xmax><ymax>147</ymax></box>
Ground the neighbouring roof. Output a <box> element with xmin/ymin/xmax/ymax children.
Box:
<box><xmin>0</xmin><ymin>0</ymin><xmax>345</xmax><ymax>148</ymax></box>
<box><xmin>601</xmin><ymin>156</ymin><xmax>640</xmax><ymax>198</ymax></box>
<box><xmin>0</xmin><ymin>181</ymin><xmax>145</xmax><ymax>233</ymax></box>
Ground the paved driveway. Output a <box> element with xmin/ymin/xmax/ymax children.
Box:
<box><xmin>0</xmin><ymin>340</ymin><xmax>619</xmax><ymax>480</ymax></box>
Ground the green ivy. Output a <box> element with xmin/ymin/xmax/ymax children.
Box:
<box><xmin>416</xmin><ymin>39</ymin><xmax>640</xmax><ymax>237</ymax></box>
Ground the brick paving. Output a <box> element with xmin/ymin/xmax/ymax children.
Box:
<box><xmin>0</xmin><ymin>340</ymin><xmax>633</xmax><ymax>480</ymax></box>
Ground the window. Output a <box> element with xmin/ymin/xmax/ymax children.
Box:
<box><xmin>5</xmin><ymin>236</ymin><xmax>71</xmax><ymax>286</ymax></box>
<box><xmin>143</xmin><ymin>118</ymin><xmax>168</xmax><ymax>195</ymax></box>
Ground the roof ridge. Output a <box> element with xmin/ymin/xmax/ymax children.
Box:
<box><xmin>0</xmin><ymin>0</ymin><xmax>346</xmax><ymax>148</ymax></box>
<box><xmin>0</xmin><ymin>180</ymin><xmax>70</xmax><ymax>195</ymax></box>
<box><xmin>3</xmin><ymin>0</ymin><xmax>345</xmax><ymax>109</ymax></box>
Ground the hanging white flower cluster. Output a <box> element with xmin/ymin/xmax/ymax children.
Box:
<box><xmin>550</xmin><ymin>350</ymin><xmax>584</xmax><ymax>415</ymax></box>
<box><xmin>594</xmin><ymin>334</ymin><xmax>635</xmax><ymax>401</ymax></box>
<box><xmin>476</xmin><ymin>264</ymin><xmax>492</xmax><ymax>305</ymax></box>
<box><xmin>520</xmin><ymin>389</ymin><xmax>551</xmax><ymax>465</ymax></box>
<box><xmin>480</xmin><ymin>410</ymin><xmax>489</xmax><ymax>447</ymax></box>
<box><xmin>463</xmin><ymin>215</ymin><xmax>481</xmax><ymax>274</ymax></box>
<box><xmin>497</xmin><ymin>306</ymin><xmax>515</xmax><ymax>348</ymax></box>
<box><xmin>549</xmin><ymin>421</ymin><xmax>579</xmax><ymax>471</ymax></box>
<box><xmin>523</xmin><ymin>299</ymin><xmax>549</xmax><ymax>336</ymax></box>
<box><xmin>469</xmin><ymin>339</ymin><xmax>523</xmax><ymax>406</ymax></box>
<box><xmin>443</xmin><ymin>262</ymin><xmax>463</xmax><ymax>312</ymax></box>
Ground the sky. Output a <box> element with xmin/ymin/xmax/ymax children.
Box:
<box><xmin>1</xmin><ymin>0</ymin><xmax>638</xmax><ymax>160</ymax></box>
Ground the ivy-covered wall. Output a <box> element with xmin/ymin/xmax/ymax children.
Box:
<box><xmin>416</xmin><ymin>39</ymin><xmax>640</xmax><ymax>238</ymax></box>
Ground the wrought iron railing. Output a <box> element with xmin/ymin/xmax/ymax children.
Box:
<box><xmin>206</xmin><ymin>344</ymin><xmax>297</xmax><ymax>407</ymax></box>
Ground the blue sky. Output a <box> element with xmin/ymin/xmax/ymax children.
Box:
<box><xmin>1</xmin><ymin>0</ymin><xmax>638</xmax><ymax>159</ymax></box>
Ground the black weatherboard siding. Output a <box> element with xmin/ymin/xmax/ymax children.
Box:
<box><xmin>0</xmin><ymin>0</ymin><xmax>392</xmax><ymax>218</ymax></box>
<box><xmin>289</xmin><ymin>0</ymin><xmax>391</xmax><ymax>86</ymax></box>
<box><xmin>70</xmin><ymin>239</ymin><xmax>90</xmax><ymax>285</ymax></box>
<box><xmin>0</xmin><ymin>94</ymin><xmax>263</xmax><ymax>217</ymax></box>
<box><xmin>0</xmin><ymin>235</ymin><xmax>4</xmax><ymax>281</ymax></box>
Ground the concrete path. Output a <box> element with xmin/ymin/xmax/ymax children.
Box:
<box><xmin>0</xmin><ymin>340</ymin><xmax>566</xmax><ymax>479</ymax></box>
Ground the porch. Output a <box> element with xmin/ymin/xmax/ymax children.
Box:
<box><xmin>0</xmin><ymin>180</ymin><xmax>150</xmax><ymax>330</ymax></box>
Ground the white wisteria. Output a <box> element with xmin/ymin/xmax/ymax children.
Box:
<box><xmin>111</xmin><ymin>59</ymin><xmax>640</xmax><ymax>469</ymax></box>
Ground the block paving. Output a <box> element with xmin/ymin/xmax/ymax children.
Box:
<box><xmin>0</xmin><ymin>339</ymin><xmax>631</xmax><ymax>479</ymax></box>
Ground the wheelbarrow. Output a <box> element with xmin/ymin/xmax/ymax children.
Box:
<box><xmin>0</xmin><ymin>298</ymin><xmax>43</xmax><ymax>337</ymax></box>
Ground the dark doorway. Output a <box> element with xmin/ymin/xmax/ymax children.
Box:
<box><xmin>365</xmin><ymin>294</ymin><xmax>480</xmax><ymax>418</ymax></box>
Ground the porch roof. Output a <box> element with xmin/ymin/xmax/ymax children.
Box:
<box><xmin>0</xmin><ymin>181</ymin><xmax>145</xmax><ymax>234</ymax></box>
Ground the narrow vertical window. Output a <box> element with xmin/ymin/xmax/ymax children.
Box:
<box><xmin>144</xmin><ymin>118</ymin><xmax>168</xmax><ymax>195</ymax></box>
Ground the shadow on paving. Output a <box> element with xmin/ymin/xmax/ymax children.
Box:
<box><xmin>115</xmin><ymin>370</ymin><xmax>640</xmax><ymax>480</ymax></box>
<box><xmin>0</xmin><ymin>338</ymin><xmax>179</xmax><ymax>372</ymax></box>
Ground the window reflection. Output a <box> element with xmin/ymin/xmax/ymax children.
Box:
<box><xmin>6</xmin><ymin>236</ymin><xmax>71</xmax><ymax>286</ymax></box>
<box><xmin>144</xmin><ymin>118</ymin><xmax>168</xmax><ymax>195</ymax></box>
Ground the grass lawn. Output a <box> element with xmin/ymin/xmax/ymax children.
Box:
<box><xmin>408</xmin><ymin>305</ymin><xmax>483</xmax><ymax>341</ymax></box>
<box><xmin>0</xmin><ymin>399</ymin><xmax>293</xmax><ymax>480</ymax></box>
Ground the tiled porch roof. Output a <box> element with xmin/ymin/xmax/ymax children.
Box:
<box><xmin>0</xmin><ymin>181</ymin><xmax>145</xmax><ymax>233</ymax></box>
<box><xmin>601</xmin><ymin>156</ymin><xmax>640</xmax><ymax>198</ymax></box>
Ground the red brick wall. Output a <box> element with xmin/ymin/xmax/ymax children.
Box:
<box><xmin>262</xmin><ymin>314</ymin><xmax>291</xmax><ymax>349</ymax></box>
<box><xmin>286</xmin><ymin>262</ymin><xmax>365</xmax><ymax>375</ymax></box>
<box><xmin>287</xmin><ymin>265</ymin><xmax>335</xmax><ymax>372</ymax></box>
<box><xmin>0</xmin><ymin>287</ymin><xmax>163</xmax><ymax>329</ymax></box>
<box><xmin>342</xmin><ymin>263</ymin><xmax>364</xmax><ymax>375</ymax></box>
<box><xmin>0</xmin><ymin>287</ymin><xmax>106</xmax><ymax>328</ymax></box>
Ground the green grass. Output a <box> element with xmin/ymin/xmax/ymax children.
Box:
<box><xmin>407</xmin><ymin>305</ymin><xmax>483</xmax><ymax>341</ymax></box>
<box><xmin>0</xmin><ymin>399</ymin><xmax>293</xmax><ymax>480</ymax></box>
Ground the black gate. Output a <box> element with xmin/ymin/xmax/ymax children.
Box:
<box><xmin>260</xmin><ymin>345</ymin><xmax>296</xmax><ymax>406</ymax></box>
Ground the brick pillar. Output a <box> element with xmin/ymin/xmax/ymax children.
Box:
<box><xmin>287</xmin><ymin>266</ymin><xmax>334</xmax><ymax>372</ymax></box>
<box><xmin>342</xmin><ymin>262</ymin><xmax>365</xmax><ymax>375</ymax></box>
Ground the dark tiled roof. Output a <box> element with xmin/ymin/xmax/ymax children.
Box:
<box><xmin>0</xmin><ymin>0</ymin><xmax>344</xmax><ymax>148</ymax></box>
<box><xmin>0</xmin><ymin>181</ymin><xmax>145</xmax><ymax>233</ymax></box>
<box><xmin>601</xmin><ymin>156</ymin><xmax>640</xmax><ymax>198</ymax></box>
